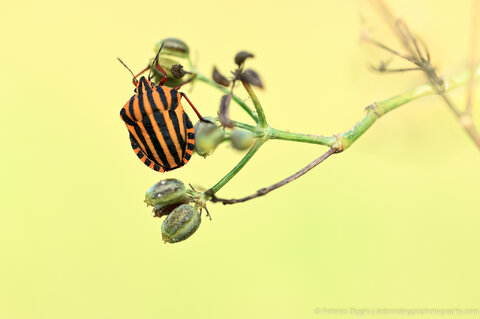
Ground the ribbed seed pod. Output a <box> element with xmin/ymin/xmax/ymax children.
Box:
<box><xmin>145</xmin><ymin>179</ymin><xmax>189</xmax><ymax>207</ymax></box>
<box><xmin>161</xmin><ymin>204</ymin><xmax>201</xmax><ymax>243</ymax></box>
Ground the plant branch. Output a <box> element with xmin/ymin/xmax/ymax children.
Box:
<box><xmin>205</xmin><ymin>140</ymin><xmax>265</xmax><ymax>197</ymax></box>
<box><xmin>466</xmin><ymin>0</ymin><xmax>480</xmax><ymax>115</ymax></box>
<box><xmin>210</xmin><ymin>147</ymin><xmax>337</xmax><ymax>205</ymax></box>
<box><xmin>262</xmin><ymin>65</ymin><xmax>480</xmax><ymax>149</ymax></box>
<box><xmin>370</xmin><ymin>0</ymin><xmax>480</xmax><ymax>149</ymax></box>
<box><xmin>204</xmin><ymin>64</ymin><xmax>480</xmax><ymax>205</ymax></box>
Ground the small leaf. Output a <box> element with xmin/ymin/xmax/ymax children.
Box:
<box><xmin>235</xmin><ymin>51</ymin><xmax>254</xmax><ymax>66</ymax></box>
<box><xmin>218</xmin><ymin>95</ymin><xmax>234</xmax><ymax>128</ymax></box>
<box><xmin>241</xmin><ymin>69</ymin><xmax>263</xmax><ymax>89</ymax></box>
<box><xmin>212</xmin><ymin>67</ymin><xmax>230</xmax><ymax>87</ymax></box>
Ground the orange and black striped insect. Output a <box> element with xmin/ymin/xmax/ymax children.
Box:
<box><xmin>118</xmin><ymin>43</ymin><xmax>203</xmax><ymax>172</ymax></box>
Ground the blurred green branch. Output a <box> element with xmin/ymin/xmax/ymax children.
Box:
<box><xmin>198</xmin><ymin>64</ymin><xmax>480</xmax><ymax>205</ymax></box>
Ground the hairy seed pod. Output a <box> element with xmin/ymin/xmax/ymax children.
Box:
<box><xmin>241</xmin><ymin>69</ymin><xmax>263</xmax><ymax>89</ymax></box>
<box><xmin>155</xmin><ymin>38</ymin><xmax>190</xmax><ymax>58</ymax></box>
<box><xmin>212</xmin><ymin>67</ymin><xmax>230</xmax><ymax>87</ymax></box>
<box><xmin>162</xmin><ymin>204</ymin><xmax>201</xmax><ymax>243</ymax></box>
<box><xmin>145</xmin><ymin>179</ymin><xmax>189</xmax><ymax>207</ymax></box>
<box><xmin>194</xmin><ymin>117</ymin><xmax>225</xmax><ymax>157</ymax></box>
<box><xmin>235</xmin><ymin>51</ymin><xmax>254</xmax><ymax>66</ymax></box>
<box><xmin>231</xmin><ymin>129</ymin><xmax>256</xmax><ymax>150</ymax></box>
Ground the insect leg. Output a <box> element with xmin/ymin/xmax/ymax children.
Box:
<box><xmin>174</xmin><ymin>76</ymin><xmax>195</xmax><ymax>91</ymax></box>
<box><xmin>180</xmin><ymin>92</ymin><xmax>204</xmax><ymax>121</ymax></box>
<box><xmin>154</xmin><ymin>62</ymin><xmax>168</xmax><ymax>85</ymax></box>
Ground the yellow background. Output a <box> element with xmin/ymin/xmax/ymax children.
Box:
<box><xmin>1</xmin><ymin>0</ymin><xmax>479</xmax><ymax>318</ymax></box>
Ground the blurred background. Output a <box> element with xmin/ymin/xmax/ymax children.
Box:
<box><xmin>1</xmin><ymin>0</ymin><xmax>479</xmax><ymax>318</ymax></box>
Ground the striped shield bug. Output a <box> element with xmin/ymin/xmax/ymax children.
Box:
<box><xmin>118</xmin><ymin>43</ymin><xmax>204</xmax><ymax>172</ymax></box>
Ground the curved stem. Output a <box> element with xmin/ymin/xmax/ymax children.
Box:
<box><xmin>257</xmin><ymin>65</ymin><xmax>480</xmax><ymax>149</ymax></box>
<box><xmin>210</xmin><ymin>147</ymin><xmax>337</xmax><ymax>205</ymax></box>
<box><xmin>242</xmin><ymin>81</ymin><xmax>267</xmax><ymax>127</ymax></box>
<box><xmin>206</xmin><ymin>140</ymin><xmax>265</xmax><ymax>197</ymax></box>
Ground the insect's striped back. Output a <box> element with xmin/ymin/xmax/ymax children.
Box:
<box><xmin>120</xmin><ymin>84</ymin><xmax>195</xmax><ymax>172</ymax></box>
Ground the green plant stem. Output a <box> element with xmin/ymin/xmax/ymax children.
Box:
<box><xmin>206</xmin><ymin>140</ymin><xmax>264</xmax><ymax>196</ymax></box>
<box><xmin>255</xmin><ymin>66</ymin><xmax>480</xmax><ymax>150</ymax></box>
<box><xmin>242</xmin><ymin>81</ymin><xmax>268</xmax><ymax>127</ymax></box>
<box><xmin>194</xmin><ymin>72</ymin><xmax>259</xmax><ymax>123</ymax></box>
<box><xmin>201</xmin><ymin>65</ymin><xmax>479</xmax><ymax>201</ymax></box>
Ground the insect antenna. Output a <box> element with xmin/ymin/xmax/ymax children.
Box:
<box><xmin>148</xmin><ymin>42</ymin><xmax>165</xmax><ymax>81</ymax></box>
<box><xmin>117</xmin><ymin>58</ymin><xmax>138</xmax><ymax>84</ymax></box>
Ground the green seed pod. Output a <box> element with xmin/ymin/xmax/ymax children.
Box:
<box><xmin>161</xmin><ymin>204</ymin><xmax>201</xmax><ymax>243</ymax></box>
<box><xmin>194</xmin><ymin>117</ymin><xmax>225</xmax><ymax>157</ymax></box>
<box><xmin>152</xmin><ymin>57</ymin><xmax>185</xmax><ymax>88</ymax></box>
<box><xmin>155</xmin><ymin>38</ymin><xmax>190</xmax><ymax>58</ymax></box>
<box><xmin>231</xmin><ymin>129</ymin><xmax>256</xmax><ymax>150</ymax></box>
<box><xmin>145</xmin><ymin>179</ymin><xmax>189</xmax><ymax>207</ymax></box>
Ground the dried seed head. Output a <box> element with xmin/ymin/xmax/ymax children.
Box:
<box><xmin>155</xmin><ymin>38</ymin><xmax>190</xmax><ymax>58</ymax></box>
<box><xmin>212</xmin><ymin>67</ymin><xmax>230</xmax><ymax>87</ymax></box>
<box><xmin>241</xmin><ymin>69</ymin><xmax>263</xmax><ymax>89</ymax></box>
<box><xmin>171</xmin><ymin>64</ymin><xmax>188</xmax><ymax>79</ymax></box>
<box><xmin>231</xmin><ymin>128</ymin><xmax>256</xmax><ymax>150</ymax></box>
<box><xmin>218</xmin><ymin>95</ymin><xmax>234</xmax><ymax>128</ymax></box>
<box><xmin>235</xmin><ymin>51</ymin><xmax>254</xmax><ymax>66</ymax></box>
<box><xmin>161</xmin><ymin>204</ymin><xmax>201</xmax><ymax>243</ymax></box>
<box><xmin>194</xmin><ymin>117</ymin><xmax>225</xmax><ymax>158</ymax></box>
<box><xmin>145</xmin><ymin>179</ymin><xmax>189</xmax><ymax>207</ymax></box>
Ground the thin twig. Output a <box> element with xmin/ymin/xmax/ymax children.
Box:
<box><xmin>466</xmin><ymin>0</ymin><xmax>480</xmax><ymax>115</ymax></box>
<box><xmin>369</xmin><ymin>0</ymin><xmax>480</xmax><ymax>149</ymax></box>
<box><xmin>210</xmin><ymin>148</ymin><xmax>337</xmax><ymax>205</ymax></box>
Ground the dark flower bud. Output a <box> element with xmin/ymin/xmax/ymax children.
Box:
<box><xmin>171</xmin><ymin>64</ymin><xmax>188</xmax><ymax>79</ymax></box>
<box><xmin>156</xmin><ymin>38</ymin><xmax>190</xmax><ymax>58</ymax></box>
<box><xmin>231</xmin><ymin>129</ymin><xmax>256</xmax><ymax>150</ymax></box>
<box><xmin>145</xmin><ymin>179</ymin><xmax>189</xmax><ymax>207</ymax></box>
<box><xmin>218</xmin><ymin>95</ymin><xmax>234</xmax><ymax>128</ymax></box>
<box><xmin>161</xmin><ymin>204</ymin><xmax>201</xmax><ymax>243</ymax></box>
<box><xmin>194</xmin><ymin>117</ymin><xmax>225</xmax><ymax>157</ymax></box>
<box><xmin>241</xmin><ymin>69</ymin><xmax>263</xmax><ymax>89</ymax></box>
<box><xmin>235</xmin><ymin>51</ymin><xmax>254</xmax><ymax>66</ymax></box>
<box><xmin>212</xmin><ymin>67</ymin><xmax>230</xmax><ymax>87</ymax></box>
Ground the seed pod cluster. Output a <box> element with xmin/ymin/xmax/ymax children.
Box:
<box><xmin>145</xmin><ymin>179</ymin><xmax>202</xmax><ymax>243</ymax></box>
